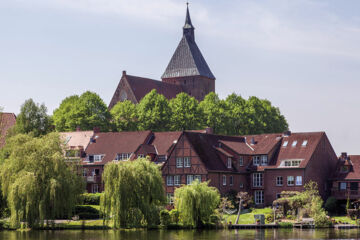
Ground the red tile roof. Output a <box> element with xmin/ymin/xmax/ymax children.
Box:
<box><xmin>0</xmin><ymin>113</ymin><xmax>16</xmax><ymax>148</ymax></box>
<box><xmin>151</xmin><ymin>131</ymin><xmax>182</xmax><ymax>155</ymax></box>
<box><xmin>332</xmin><ymin>155</ymin><xmax>360</xmax><ymax>180</ymax></box>
<box><xmin>125</xmin><ymin>74</ymin><xmax>183</xmax><ymax>102</ymax></box>
<box><xmin>84</xmin><ymin>131</ymin><xmax>152</xmax><ymax>164</ymax></box>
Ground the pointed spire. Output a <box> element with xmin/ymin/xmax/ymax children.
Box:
<box><xmin>183</xmin><ymin>2</ymin><xmax>195</xmax><ymax>41</ymax></box>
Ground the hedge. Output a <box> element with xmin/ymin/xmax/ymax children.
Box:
<box><xmin>80</xmin><ymin>193</ymin><xmax>103</xmax><ymax>205</ymax></box>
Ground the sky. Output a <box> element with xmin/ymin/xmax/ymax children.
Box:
<box><xmin>1</xmin><ymin>0</ymin><xmax>360</xmax><ymax>155</ymax></box>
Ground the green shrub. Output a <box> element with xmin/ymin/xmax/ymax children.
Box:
<box><xmin>324</xmin><ymin>197</ymin><xmax>337</xmax><ymax>213</ymax></box>
<box><xmin>81</xmin><ymin>193</ymin><xmax>102</xmax><ymax>205</ymax></box>
<box><xmin>265</xmin><ymin>214</ymin><xmax>274</xmax><ymax>223</ymax></box>
<box><xmin>278</xmin><ymin>222</ymin><xmax>293</xmax><ymax>228</ymax></box>
<box><xmin>169</xmin><ymin>209</ymin><xmax>179</xmax><ymax>224</ymax></box>
<box><xmin>160</xmin><ymin>210</ymin><xmax>171</xmax><ymax>226</ymax></box>
<box><xmin>210</xmin><ymin>214</ymin><xmax>220</xmax><ymax>224</ymax></box>
<box><xmin>314</xmin><ymin>212</ymin><xmax>331</xmax><ymax>228</ymax></box>
<box><xmin>74</xmin><ymin>205</ymin><xmax>100</xmax><ymax>219</ymax></box>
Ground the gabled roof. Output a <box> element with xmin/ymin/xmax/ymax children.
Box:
<box><xmin>161</xmin><ymin>6</ymin><xmax>215</xmax><ymax>80</ymax></box>
<box><xmin>151</xmin><ymin>131</ymin><xmax>183</xmax><ymax>156</ymax></box>
<box><xmin>60</xmin><ymin>131</ymin><xmax>94</xmax><ymax>149</ymax></box>
<box><xmin>84</xmin><ymin>131</ymin><xmax>152</xmax><ymax>164</ymax></box>
<box><xmin>332</xmin><ymin>155</ymin><xmax>360</xmax><ymax>180</ymax></box>
<box><xmin>0</xmin><ymin>112</ymin><xmax>16</xmax><ymax>148</ymax></box>
<box><xmin>125</xmin><ymin>74</ymin><xmax>183</xmax><ymax>102</ymax></box>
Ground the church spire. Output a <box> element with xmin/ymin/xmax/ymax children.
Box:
<box><xmin>183</xmin><ymin>3</ymin><xmax>195</xmax><ymax>41</ymax></box>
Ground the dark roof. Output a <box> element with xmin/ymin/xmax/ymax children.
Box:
<box><xmin>125</xmin><ymin>74</ymin><xmax>183</xmax><ymax>102</ymax></box>
<box><xmin>332</xmin><ymin>155</ymin><xmax>360</xmax><ymax>180</ymax></box>
<box><xmin>0</xmin><ymin>113</ymin><xmax>16</xmax><ymax>148</ymax></box>
<box><xmin>84</xmin><ymin>131</ymin><xmax>152</xmax><ymax>164</ymax></box>
<box><xmin>161</xmin><ymin>6</ymin><xmax>215</xmax><ymax>80</ymax></box>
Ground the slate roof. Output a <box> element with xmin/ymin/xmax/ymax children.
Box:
<box><xmin>0</xmin><ymin>113</ymin><xmax>16</xmax><ymax>148</ymax></box>
<box><xmin>332</xmin><ymin>155</ymin><xmax>360</xmax><ymax>180</ymax></box>
<box><xmin>161</xmin><ymin>6</ymin><xmax>215</xmax><ymax>80</ymax></box>
<box><xmin>125</xmin><ymin>74</ymin><xmax>183</xmax><ymax>102</ymax></box>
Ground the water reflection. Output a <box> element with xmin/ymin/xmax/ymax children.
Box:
<box><xmin>1</xmin><ymin>229</ymin><xmax>360</xmax><ymax>240</ymax></box>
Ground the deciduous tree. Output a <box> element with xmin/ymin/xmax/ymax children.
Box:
<box><xmin>110</xmin><ymin>100</ymin><xmax>138</xmax><ymax>131</ymax></box>
<box><xmin>169</xmin><ymin>93</ymin><xmax>201</xmax><ymax>130</ymax></box>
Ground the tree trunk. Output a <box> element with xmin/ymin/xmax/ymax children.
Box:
<box><xmin>235</xmin><ymin>199</ymin><xmax>242</xmax><ymax>224</ymax></box>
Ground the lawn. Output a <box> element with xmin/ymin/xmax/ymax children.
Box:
<box><xmin>332</xmin><ymin>216</ymin><xmax>356</xmax><ymax>225</ymax></box>
<box><xmin>223</xmin><ymin>208</ymin><xmax>273</xmax><ymax>224</ymax></box>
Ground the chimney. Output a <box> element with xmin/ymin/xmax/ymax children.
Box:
<box><xmin>341</xmin><ymin>152</ymin><xmax>348</xmax><ymax>160</ymax></box>
<box><xmin>76</xmin><ymin>126</ymin><xmax>81</xmax><ymax>132</ymax></box>
<box><xmin>93</xmin><ymin>127</ymin><xmax>100</xmax><ymax>133</ymax></box>
<box><xmin>251</xmin><ymin>137</ymin><xmax>256</xmax><ymax>145</ymax></box>
<box><xmin>122</xmin><ymin>70</ymin><xmax>127</xmax><ymax>76</ymax></box>
<box><xmin>205</xmin><ymin>127</ymin><xmax>213</xmax><ymax>134</ymax></box>
<box><xmin>283</xmin><ymin>130</ymin><xmax>291</xmax><ymax>137</ymax></box>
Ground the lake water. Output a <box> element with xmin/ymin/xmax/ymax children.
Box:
<box><xmin>1</xmin><ymin>229</ymin><xmax>360</xmax><ymax>240</ymax></box>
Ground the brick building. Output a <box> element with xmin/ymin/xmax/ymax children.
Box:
<box><xmin>0</xmin><ymin>112</ymin><xmax>16</xmax><ymax>149</ymax></box>
<box><xmin>108</xmin><ymin>5</ymin><xmax>215</xmax><ymax>109</ymax></box>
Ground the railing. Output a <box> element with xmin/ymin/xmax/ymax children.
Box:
<box><xmin>331</xmin><ymin>188</ymin><xmax>360</xmax><ymax>199</ymax></box>
<box><xmin>86</xmin><ymin>175</ymin><xmax>101</xmax><ymax>183</ymax></box>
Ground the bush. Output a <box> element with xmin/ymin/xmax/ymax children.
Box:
<box><xmin>81</xmin><ymin>193</ymin><xmax>102</xmax><ymax>205</ymax></box>
<box><xmin>160</xmin><ymin>210</ymin><xmax>171</xmax><ymax>226</ymax></box>
<box><xmin>210</xmin><ymin>214</ymin><xmax>220</xmax><ymax>224</ymax></box>
<box><xmin>169</xmin><ymin>209</ymin><xmax>179</xmax><ymax>224</ymax></box>
<box><xmin>279</xmin><ymin>222</ymin><xmax>293</xmax><ymax>228</ymax></box>
<box><xmin>265</xmin><ymin>214</ymin><xmax>274</xmax><ymax>223</ymax></box>
<box><xmin>314</xmin><ymin>212</ymin><xmax>331</xmax><ymax>227</ymax></box>
<box><xmin>324</xmin><ymin>197</ymin><xmax>337</xmax><ymax>213</ymax></box>
<box><xmin>74</xmin><ymin>205</ymin><xmax>100</xmax><ymax>220</ymax></box>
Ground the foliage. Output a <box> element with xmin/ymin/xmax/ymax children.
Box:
<box><xmin>169</xmin><ymin>93</ymin><xmax>201</xmax><ymax>130</ymax></box>
<box><xmin>235</xmin><ymin>191</ymin><xmax>252</xmax><ymax>224</ymax></box>
<box><xmin>346</xmin><ymin>196</ymin><xmax>350</xmax><ymax>212</ymax></box>
<box><xmin>101</xmin><ymin>158</ymin><xmax>165</xmax><ymax>228</ymax></box>
<box><xmin>169</xmin><ymin>209</ymin><xmax>180</xmax><ymax>224</ymax></box>
<box><xmin>174</xmin><ymin>180</ymin><xmax>220</xmax><ymax>228</ymax></box>
<box><xmin>14</xmin><ymin>99</ymin><xmax>51</xmax><ymax>137</ymax></box>
<box><xmin>0</xmin><ymin>133</ymin><xmax>84</xmax><ymax>228</ymax></box>
<box><xmin>224</xmin><ymin>208</ymin><xmax>273</xmax><ymax>224</ymax></box>
<box><xmin>110</xmin><ymin>100</ymin><xmax>138</xmax><ymax>131</ymax></box>
<box><xmin>53</xmin><ymin>91</ymin><xmax>111</xmax><ymax>132</ymax></box>
<box><xmin>265</xmin><ymin>214</ymin><xmax>274</xmax><ymax>223</ymax></box>
<box><xmin>324</xmin><ymin>197</ymin><xmax>337</xmax><ymax>214</ymax></box>
<box><xmin>278</xmin><ymin>222</ymin><xmax>293</xmax><ymax>228</ymax></box>
<box><xmin>81</xmin><ymin>193</ymin><xmax>103</xmax><ymax>205</ymax></box>
<box><xmin>160</xmin><ymin>210</ymin><xmax>171</xmax><ymax>226</ymax></box>
<box><xmin>210</xmin><ymin>214</ymin><xmax>220</xmax><ymax>224</ymax></box>
<box><xmin>74</xmin><ymin>205</ymin><xmax>100</xmax><ymax>220</ymax></box>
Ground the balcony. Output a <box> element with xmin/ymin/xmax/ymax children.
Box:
<box><xmin>331</xmin><ymin>188</ymin><xmax>360</xmax><ymax>200</ymax></box>
<box><xmin>86</xmin><ymin>175</ymin><xmax>101</xmax><ymax>183</ymax></box>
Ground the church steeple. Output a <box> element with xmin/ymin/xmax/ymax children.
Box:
<box><xmin>183</xmin><ymin>3</ymin><xmax>195</xmax><ymax>41</ymax></box>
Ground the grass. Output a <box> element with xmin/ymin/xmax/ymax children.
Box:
<box><xmin>332</xmin><ymin>216</ymin><xmax>356</xmax><ymax>225</ymax></box>
<box><xmin>223</xmin><ymin>208</ymin><xmax>273</xmax><ymax>224</ymax></box>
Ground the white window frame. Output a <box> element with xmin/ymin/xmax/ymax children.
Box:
<box><xmin>296</xmin><ymin>176</ymin><xmax>302</xmax><ymax>186</ymax></box>
<box><xmin>261</xmin><ymin>155</ymin><xmax>268</xmax><ymax>165</ymax></box>
<box><xmin>253</xmin><ymin>173</ymin><xmax>263</xmax><ymax>187</ymax></box>
<box><xmin>227</xmin><ymin>158</ymin><xmax>232</xmax><ymax>168</ymax></box>
<box><xmin>176</xmin><ymin>157</ymin><xmax>183</xmax><ymax>168</ymax></box>
<box><xmin>287</xmin><ymin>176</ymin><xmax>294</xmax><ymax>186</ymax></box>
<box><xmin>167</xmin><ymin>193</ymin><xmax>174</xmax><ymax>204</ymax></box>
<box><xmin>222</xmin><ymin>175</ymin><xmax>227</xmax><ymax>186</ymax></box>
<box><xmin>253</xmin><ymin>156</ymin><xmax>260</xmax><ymax>166</ymax></box>
<box><xmin>92</xmin><ymin>184</ymin><xmax>99</xmax><ymax>193</ymax></box>
<box><xmin>229</xmin><ymin>176</ymin><xmax>233</xmax><ymax>186</ymax></box>
<box><xmin>187</xmin><ymin>175</ymin><xmax>194</xmax><ymax>185</ymax></box>
<box><xmin>340</xmin><ymin>182</ymin><xmax>347</xmax><ymax>190</ymax></box>
<box><xmin>194</xmin><ymin>175</ymin><xmax>201</xmax><ymax>182</ymax></box>
<box><xmin>184</xmin><ymin>157</ymin><xmax>191</xmax><ymax>168</ymax></box>
<box><xmin>137</xmin><ymin>154</ymin><xmax>145</xmax><ymax>159</ymax></box>
<box><xmin>94</xmin><ymin>155</ymin><xmax>103</xmax><ymax>162</ymax></box>
<box><xmin>166</xmin><ymin>176</ymin><xmax>174</xmax><ymax>186</ymax></box>
<box><xmin>82</xmin><ymin>169</ymin><xmax>87</xmax><ymax>177</ymax></box>
<box><xmin>239</xmin><ymin>156</ymin><xmax>244</xmax><ymax>166</ymax></box>
<box><xmin>276</xmin><ymin>176</ymin><xmax>283</xmax><ymax>186</ymax></box>
<box><xmin>115</xmin><ymin>153</ymin><xmax>131</xmax><ymax>161</ymax></box>
<box><xmin>255</xmin><ymin>190</ymin><xmax>264</xmax><ymax>204</ymax></box>
<box><xmin>174</xmin><ymin>175</ymin><xmax>181</xmax><ymax>186</ymax></box>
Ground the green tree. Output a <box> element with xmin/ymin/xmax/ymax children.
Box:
<box><xmin>198</xmin><ymin>92</ymin><xmax>228</xmax><ymax>134</ymax></box>
<box><xmin>110</xmin><ymin>100</ymin><xmax>138</xmax><ymax>131</ymax></box>
<box><xmin>53</xmin><ymin>91</ymin><xmax>111</xmax><ymax>132</ymax></box>
<box><xmin>174</xmin><ymin>180</ymin><xmax>220</xmax><ymax>228</ymax></box>
<box><xmin>169</xmin><ymin>93</ymin><xmax>201</xmax><ymax>131</ymax></box>
<box><xmin>137</xmin><ymin>90</ymin><xmax>171</xmax><ymax>132</ymax></box>
<box><xmin>101</xmin><ymin>158</ymin><xmax>165</xmax><ymax>228</ymax></box>
<box><xmin>0</xmin><ymin>133</ymin><xmax>84</xmax><ymax>228</ymax></box>
<box><xmin>14</xmin><ymin>99</ymin><xmax>51</xmax><ymax>137</ymax></box>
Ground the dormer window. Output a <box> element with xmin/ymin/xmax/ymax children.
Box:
<box><xmin>115</xmin><ymin>153</ymin><xmax>131</xmax><ymax>161</ymax></box>
<box><xmin>227</xmin><ymin>158</ymin><xmax>232</xmax><ymax>168</ymax></box>
<box><xmin>302</xmin><ymin>140</ymin><xmax>308</xmax><ymax>147</ymax></box>
<box><xmin>292</xmin><ymin>141</ymin><xmax>297</xmax><ymax>147</ymax></box>
<box><xmin>261</xmin><ymin>155</ymin><xmax>268</xmax><ymax>165</ymax></box>
<box><xmin>282</xmin><ymin>141</ymin><xmax>288</xmax><ymax>147</ymax></box>
<box><xmin>253</xmin><ymin>156</ymin><xmax>260</xmax><ymax>166</ymax></box>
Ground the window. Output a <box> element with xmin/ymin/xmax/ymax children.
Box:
<box><xmin>240</xmin><ymin>183</ymin><xmax>244</xmax><ymax>188</ymax></box>
<box><xmin>92</xmin><ymin>184</ymin><xmax>99</xmax><ymax>193</ymax></box>
<box><xmin>176</xmin><ymin>157</ymin><xmax>183</xmax><ymax>168</ymax></box>
<box><xmin>276</xmin><ymin>193</ymin><xmax>281</xmax><ymax>199</ymax></box>
<box><xmin>87</xmin><ymin>155</ymin><xmax>94</xmax><ymax>163</ymax></box>
<box><xmin>167</xmin><ymin>193</ymin><xmax>174</xmax><ymax>204</ymax></box>
<box><xmin>184</xmin><ymin>157</ymin><xmax>191</xmax><ymax>167</ymax></box>
<box><xmin>287</xmin><ymin>176</ymin><xmax>294</xmax><ymax>186</ymax></box>
<box><xmin>292</xmin><ymin>160</ymin><xmax>301</xmax><ymax>166</ymax></box>
<box><xmin>115</xmin><ymin>153</ymin><xmax>131</xmax><ymax>161</ymax></box>
<box><xmin>281</xmin><ymin>159</ymin><xmax>302</xmax><ymax>167</ymax></box>
<box><xmin>174</xmin><ymin>175</ymin><xmax>181</xmax><ymax>186</ymax></box>
<box><xmin>276</xmin><ymin>176</ymin><xmax>283</xmax><ymax>186</ymax></box>
<box><xmin>223</xmin><ymin>175</ymin><xmax>227</xmax><ymax>186</ymax></box>
<box><xmin>239</xmin><ymin>156</ymin><xmax>244</xmax><ymax>166</ymax></box>
<box><xmin>253</xmin><ymin>173</ymin><xmax>263</xmax><ymax>187</ymax></box>
<box><xmin>227</xmin><ymin>158</ymin><xmax>232</xmax><ymax>168</ymax></box>
<box><xmin>296</xmin><ymin>176</ymin><xmax>302</xmax><ymax>186</ymax></box>
<box><xmin>302</xmin><ymin>140</ymin><xmax>308</xmax><ymax>147</ymax></box>
<box><xmin>253</xmin><ymin>156</ymin><xmax>260</xmax><ymax>166</ymax></box>
<box><xmin>157</xmin><ymin>155</ymin><xmax>166</xmax><ymax>162</ymax></box>
<box><xmin>261</xmin><ymin>155</ymin><xmax>268</xmax><ymax>165</ymax></box>
<box><xmin>194</xmin><ymin>175</ymin><xmax>201</xmax><ymax>182</ymax></box>
<box><xmin>283</xmin><ymin>141</ymin><xmax>288</xmax><ymax>147</ymax></box>
<box><xmin>339</xmin><ymin>182</ymin><xmax>347</xmax><ymax>190</ymax></box>
<box><xmin>82</xmin><ymin>169</ymin><xmax>87</xmax><ymax>177</ymax></box>
<box><xmin>166</xmin><ymin>176</ymin><xmax>174</xmax><ymax>186</ymax></box>
<box><xmin>255</xmin><ymin>191</ymin><xmax>264</xmax><ymax>204</ymax></box>
<box><xmin>230</xmin><ymin>176</ymin><xmax>233</xmax><ymax>186</ymax></box>
<box><xmin>350</xmin><ymin>182</ymin><xmax>358</xmax><ymax>191</ymax></box>
<box><xmin>292</xmin><ymin>141</ymin><xmax>297</xmax><ymax>147</ymax></box>
<box><xmin>186</xmin><ymin>175</ymin><xmax>193</xmax><ymax>185</ymax></box>
<box><xmin>138</xmin><ymin>154</ymin><xmax>145</xmax><ymax>159</ymax></box>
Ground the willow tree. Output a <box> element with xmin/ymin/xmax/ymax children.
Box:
<box><xmin>0</xmin><ymin>133</ymin><xmax>84</xmax><ymax>228</ymax></box>
<box><xmin>101</xmin><ymin>158</ymin><xmax>165</xmax><ymax>228</ymax></box>
<box><xmin>174</xmin><ymin>180</ymin><xmax>220</xmax><ymax>228</ymax></box>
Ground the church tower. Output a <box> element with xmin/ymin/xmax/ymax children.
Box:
<box><xmin>161</xmin><ymin>4</ymin><xmax>215</xmax><ymax>101</ymax></box>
